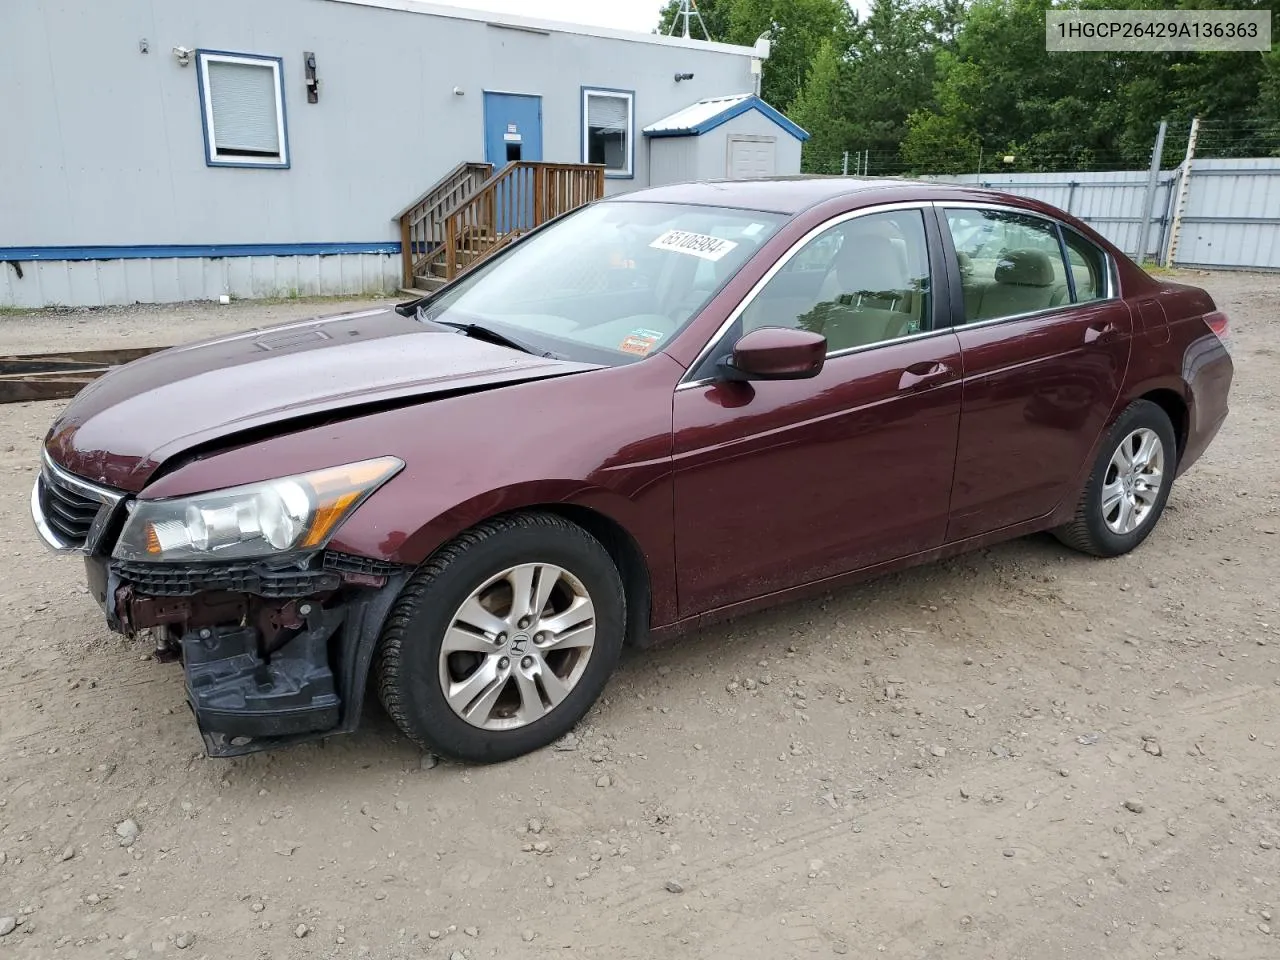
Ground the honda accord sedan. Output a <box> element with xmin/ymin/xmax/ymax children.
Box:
<box><xmin>32</xmin><ymin>177</ymin><xmax>1233</xmax><ymax>762</ymax></box>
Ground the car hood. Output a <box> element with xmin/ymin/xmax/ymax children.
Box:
<box><xmin>45</xmin><ymin>307</ymin><xmax>601</xmax><ymax>491</ymax></box>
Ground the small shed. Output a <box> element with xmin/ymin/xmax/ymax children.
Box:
<box><xmin>643</xmin><ymin>94</ymin><xmax>809</xmax><ymax>186</ymax></box>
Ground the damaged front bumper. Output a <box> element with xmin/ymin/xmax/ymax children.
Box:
<box><xmin>33</xmin><ymin>455</ymin><xmax>408</xmax><ymax>757</ymax></box>
<box><xmin>92</xmin><ymin>552</ymin><xmax>407</xmax><ymax>757</ymax></box>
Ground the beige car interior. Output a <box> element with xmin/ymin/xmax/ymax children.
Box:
<box><xmin>742</xmin><ymin>215</ymin><xmax>929</xmax><ymax>352</ymax></box>
<box><xmin>959</xmin><ymin>248</ymin><xmax>1071</xmax><ymax>322</ymax></box>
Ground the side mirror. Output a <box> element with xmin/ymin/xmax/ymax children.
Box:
<box><xmin>717</xmin><ymin>326</ymin><xmax>826</xmax><ymax>382</ymax></box>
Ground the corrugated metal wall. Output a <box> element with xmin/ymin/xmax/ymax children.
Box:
<box><xmin>0</xmin><ymin>254</ymin><xmax>400</xmax><ymax>309</ymax></box>
<box><xmin>934</xmin><ymin>158</ymin><xmax>1280</xmax><ymax>270</ymax></box>
<box><xmin>1175</xmin><ymin>159</ymin><xmax>1280</xmax><ymax>269</ymax></box>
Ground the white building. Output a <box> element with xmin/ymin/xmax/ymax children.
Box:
<box><xmin>0</xmin><ymin>0</ymin><xmax>808</xmax><ymax>308</ymax></box>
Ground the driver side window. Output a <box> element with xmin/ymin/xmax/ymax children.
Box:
<box><xmin>739</xmin><ymin>209</ymin><xmax>932</xmax><ymax>354</ymax></box>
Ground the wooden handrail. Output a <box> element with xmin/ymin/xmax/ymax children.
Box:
<box><xmin>433</xmin><ymin>162</ymin><xmax>606</xmax><ymax>284</ymax></box>
<box><xmin>392</xmin><ymin>161</ymin><xmax>492</xmax><ymax>221</ymax></box>
<box><xmin>395</xmin><ymin>161</ymin><xmax>494</xmax><ymax>287</ymax></box>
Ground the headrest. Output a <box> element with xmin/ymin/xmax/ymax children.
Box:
<box><xmin>994</xmin><ymin>249</ymin><xmax>1055</xmax><ymax>287</ymax></box>
<box><xmin>832</xmin><ymin>225</ymin><xmax>908</xmax><ymax>293</ymax></box>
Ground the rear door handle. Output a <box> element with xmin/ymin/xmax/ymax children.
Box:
<box><xmin>899</xmin><ymin>361</ymin><xmax>953</xmax><ymax>391</ymax></box>
<box><xmin>1084</xmin><ymin>321</ymin><xmax>1117</xmax><ymax>344</ymax></box>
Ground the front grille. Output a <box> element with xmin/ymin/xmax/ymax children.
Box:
<box><xmin>38</xmin><ymin>463</ymin><xmax>117</xmax><ymax>550</ymax></box>
<box><xmin>113</xmin><ymin>560</ymin><xmax>341</xmax><ymax>599</ymax></box>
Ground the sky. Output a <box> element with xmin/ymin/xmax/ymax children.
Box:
<box><xmin>430</xmin><ymin>0</ymin><xmax>674</xmax><ymax>33</ymax></box>
<box><xmin>429</xmin><ymin>1</ymin><xmax>869</xmax><ymax>36</ymax></box>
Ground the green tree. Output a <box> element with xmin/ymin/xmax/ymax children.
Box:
<box><xmin>659</xmin><ymin>0</ymin><xmax>1280</xmax><ymax>173</ymax></box>
<box><xmin>791</xmin><ymin>38</ymin><xmax>855</xmax><ymax>172</ymax></box>
<box><xmin>728</xmin><ymin>0</ymin><xmax>858</xmax><ymax>109</ymax></box>
<box><xmin>905</xmin><ymin>0</ymin><xmax>1133</xmax><ymax>172</ymax></box>
<box><xmin>1259</xmin><ymin>45</ymin><xmax>1280</xmax><ymax>154</ymax></box>
<box><xmin>901</xmin><ymin>108</ymin><xmax>979</xmax><ymax>174</ymax></box>
<box><xmin>842</xmin><ymin>0</ymin><xmax>944</xmax><ymax>173</ymax></box>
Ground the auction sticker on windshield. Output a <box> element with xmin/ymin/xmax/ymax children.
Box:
<box><xmin>619</xmin><ymin>328</ymin><xmax>664</xmax><ymax>356</ymax></box>
<box><xmin>650</xmin><ymin>230</ymin><xmax>739</xmax><ymax>262</ymax></box>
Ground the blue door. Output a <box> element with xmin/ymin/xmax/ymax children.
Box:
<box><xmin>483</xmin><ymin>93</ymin><xmax>543</xmax><ymax>233</ymax></box>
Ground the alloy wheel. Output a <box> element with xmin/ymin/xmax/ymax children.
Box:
<box><xmin>438</xmin><ymin>563</ymin><xmax>597</xmax><ymax>731</ymax></box>
<box><xmin>1100</xmin><ymin>427</ymin><xmax>1165</xmax><ymax>535</ymax></box>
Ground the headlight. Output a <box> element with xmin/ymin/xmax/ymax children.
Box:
<box><xmin>113</xmin><ymin>457</ymin><xmax>403</xmax><ymax>563</ymax></box>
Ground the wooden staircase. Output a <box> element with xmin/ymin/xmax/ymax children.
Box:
<box><xmin>395</xmin><ymin>161</ymin><xmax>606</xmax><ymax>293</ymax></box>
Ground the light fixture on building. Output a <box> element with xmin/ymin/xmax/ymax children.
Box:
<box><xmin>751</xmin><ymin>33</ymin><xmax>771</xmax><ymax>96</ymax></box>
<box><xmin>453</xmin><ymin>86</ymin><xmax>466</xmax><ymax>96</ymax></box>
<box><xmin>172</xmin><ymin>46</ymin><xmax>193</xmax><ymax>66</ymax></box>
<box><xmin>305</xmin><ymin>51</ymin><xmax>319</xmax><ymax>103</ymax></box>
<box><xmin>674</xmin><ymin>72</ymin><xmax>694</xmax><ymax>82</ymax></box>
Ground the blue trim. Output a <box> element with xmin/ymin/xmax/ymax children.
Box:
<box><xmin>581</xmin><ymin>86</ymin><xmax>636</xmax><ymax>180</ymax></box>
<box><xmin>0</xmin><ymin>243</ymin><xmax>401</xmax><ymax>262</ymax></box>
<box><xmin>644</xmin><ymin>95</ymin><xmax>810</xmax><ymax>142</ymax></box>
<box><xmin>195</xmin><ymin>49</ymin><xmax>292</xmax><ymax>169</ymax></box>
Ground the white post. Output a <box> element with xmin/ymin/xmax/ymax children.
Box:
<box><xmin>1164</xmin><ymin>117</ymin><xmax>1199</xmax><ymax>267</ymax></box>
<box><xmin>842</xmin><ymin>151</ymin><xmax>849</xmax><ymax>175</ymax></box>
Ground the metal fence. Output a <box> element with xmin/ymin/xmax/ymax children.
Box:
<box><xmin>928</xmin><ymin>157</ymin><xmax>1280</xmax><ymax>271</ymax></box>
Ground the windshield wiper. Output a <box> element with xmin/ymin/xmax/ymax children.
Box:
<box><xmin>423</xmin><ymin>313</ymin><xmax>558</xmax><ymax>358</ymax></box>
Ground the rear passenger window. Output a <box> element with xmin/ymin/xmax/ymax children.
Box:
<box><xmin>1061</xmin><ymin>228</ymin><xmax>1109</xmax><ymax>303</ymax></box>
<box><xmin>945</xmin><ymin>209</ymin><xmax>1070</xmax><ymax>323</ymax></box>
<box><xmin>740</xmin><ymin>209</ymin><xmax>932</xmax><ymax>354</ymax></box>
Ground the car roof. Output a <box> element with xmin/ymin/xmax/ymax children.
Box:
<box><xmin>607</xmin><ymin>175</ymin><xmax>960</xmax><ymax>215</ymax></box>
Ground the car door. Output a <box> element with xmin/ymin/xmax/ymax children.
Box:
<box><xmin>671</xmin><ymin>205</ymin><xmax>964</xmax><ymax>616</ymax></box>
<box><xmin>937</xmin><ymin>204</ymin><xmax>1134</xmax><ymax>542</ymax></box>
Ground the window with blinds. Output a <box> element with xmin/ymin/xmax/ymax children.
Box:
<box><xmin>582</xmin><ymin>88</ymin><xmax>634</xmax><ymax>178</ymax></box>
<box><xmin>197</xmin><ymin>51</ymin><xmax>289</xmax><ymax>167</ymax></box>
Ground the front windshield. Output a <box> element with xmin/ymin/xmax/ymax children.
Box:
<box><xmin>419</xmin><ymin>201</ymin><xmax>786</xmax><ymax>364</ymax></box>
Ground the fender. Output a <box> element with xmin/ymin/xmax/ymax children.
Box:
<box><xmin>331</xmin><ymin>477</ymin><xmax>678</xmax><ymax>627</ymax></box>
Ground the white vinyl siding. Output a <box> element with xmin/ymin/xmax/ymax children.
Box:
<box><xmin>197</xmin><ymin>51</ymin><xmax>289</xmax><ymax>167</ymax></box>
<box><xmin>582</xmin><ymin>88</ymin><xmax>634</xmax><ymax>178</ymax></box>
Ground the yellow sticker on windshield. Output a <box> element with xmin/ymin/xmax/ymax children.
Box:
<box><xmin>620</xmin><ymin>328</ymin><xmax>663</xmax><ymax>356</ymax></box>
<box><xmin>650</xmin><ymin>229</ymin><xmax>739</xmax><ymax>262</ymax></box>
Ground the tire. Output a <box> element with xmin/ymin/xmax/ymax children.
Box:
<box><xmin>375</xmin><ymin>511</ymin><xmax>625</xmax><ymax>763</ymax></box>
<box><xmin>1054</xmin><ymin>399</ymin><xmax>1177</xmax><ymax>558</ymax></box>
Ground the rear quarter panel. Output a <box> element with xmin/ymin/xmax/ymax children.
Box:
<box><xmin>1118</xmin><ymin>279</ymin><xmax>1232</xmax><ymax>475</ymax></box>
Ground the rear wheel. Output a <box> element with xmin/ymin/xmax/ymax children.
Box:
<box><xmin>1054</xmin><ymin>399</ymin><xmax>1177</xmax><ymax>557</ymax></box>
<box><xmin>375</xmin><ymin>512</ymin><xmax>625</xmax><ymax>763</ymax></box>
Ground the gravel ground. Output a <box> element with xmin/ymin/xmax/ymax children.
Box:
<box><xmin>1</xmin><ymin>273</ymin><xmax>1277</xmax><ymax>959</ymax></box>
<box><xmin>0</xmin><ymin>296</ymin><xmax>401</xmax><ymax>354</ymax></box>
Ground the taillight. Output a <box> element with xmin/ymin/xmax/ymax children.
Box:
<box><xmin>1205</xmin><ymin>310</ymin><xmax>1230</xmax><ymax>341</ymax></box>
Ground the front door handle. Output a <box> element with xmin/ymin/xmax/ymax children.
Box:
<box><xmin>1084</xmin><ymin>321</ymin><xmax>1118</xmax><ymax>344</ymax></box>
<box><xmin>899</xmin><ymin>361</ymin><xmax>953</xmax><ymax>391</ymax></box>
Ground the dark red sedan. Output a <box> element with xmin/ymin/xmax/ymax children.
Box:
<box><xmin>32</xmin><ymin>178</ymin><xmax>1233</xmax><ymax>762</ymax></box>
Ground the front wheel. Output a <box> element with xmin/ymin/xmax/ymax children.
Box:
<box><xmin>1054</xmin><ymin>399</ymin><xmax>1177</xmax><ymax>558</ymax></box>
<box><xmin>375</xmin><ymin>512</ymin><xmax>626</xmax><ymax>763</ymax></box>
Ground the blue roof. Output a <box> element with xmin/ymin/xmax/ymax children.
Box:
<box><xmin>642</xmin><ymin>94</ymin><xmax>810</xmax><ymax>142</ymax></box>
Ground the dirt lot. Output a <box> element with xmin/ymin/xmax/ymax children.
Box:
<box><xmin>1</xmin><ymin>275</ymin><xmax>1278</xmax><ymax>960</ymax></box>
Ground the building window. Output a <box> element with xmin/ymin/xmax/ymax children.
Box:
<box><xmin>582</xmin><ymin>88</ymin><xmax>634</xmax><ymax>179</ymax></box>
<box><xmin>196</xmin><ymin>51</ymin><xmax>289</xmax><ymax>168</ymax></box>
